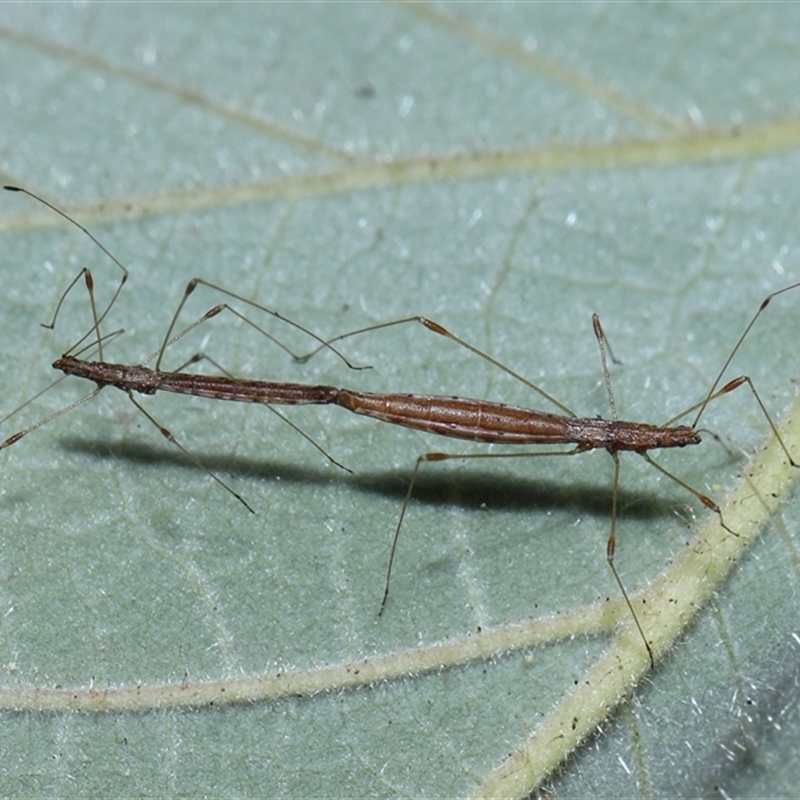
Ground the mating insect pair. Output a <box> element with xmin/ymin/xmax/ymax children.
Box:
<box><xmin>2</xmin><ymin>184</ymin><xmax>798</xmax><ymax>668</ymax></box>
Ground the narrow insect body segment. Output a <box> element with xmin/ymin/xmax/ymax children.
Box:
<box><xmin>333</xmin><ymin>391</ymin><xmax>575</xmax><ymax>443</ymax></box>
<box><xmin>567</xmin><ymin>417</ymin><xmax>702</xmax><ymax>453</ymax></box>
<box><xmin>334</xmin><ymin>390</ymin><xmax>704</xmax><ymax>453</ymax></box>
<box><xmin>53</xmin><ymin>356</ymin><xmax>341</xmax><ymax>404</ymax></box>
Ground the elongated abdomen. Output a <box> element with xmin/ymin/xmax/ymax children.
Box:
<box><xmin>334</xmin><ymin>390</ymin><xmax>574</xmax><ymax>444</ymax></box>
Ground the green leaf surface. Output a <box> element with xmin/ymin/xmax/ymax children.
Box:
<box><xmin>1</xmin><ymin>4</ymin><xmax>800</xmax><ymax>797</ymax></box>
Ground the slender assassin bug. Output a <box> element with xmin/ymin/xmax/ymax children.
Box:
<box><xmin>3</xmin><ymin>185</ymin><xmax>798</xmax><ymax>666</ymax></box>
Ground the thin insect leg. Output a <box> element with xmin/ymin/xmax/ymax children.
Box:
<box><xmin>175</xmin><ymin>352</ymin><xmax>352</xmax><ymax>474</ymax></box>
<box><xmin>716</xmin><ymin>376</ymin><xmax>798</xmax><ymax>466</ymax></box>
<box><xmin>667</xmin><ymin>375</ymin><xmax>799</xmax><ymax>469</ymax></box>
<box><xmin>43</xmin><ymin>267</ymin><xmax>97</xmax><ymax>346</ymax></box>
<box><xmin>378</xmin><ymin>452</ymin><xmax>425</xmax><ymax>615</ymax></box>
<box><xmin>638</xmin><ymin>451</ymin><xmax>733</xmax><ymax>534</ymax></box>
<box><xmin>126</xmin><ymin>305</ymin><xmax>229</xmax><ymax>370</ymax></box>
<box><xmin>294</xmin><ymin>316</ymin><xmax>420</xmax><ymax>362</ymax></box>
<box><xmin>68</xmin><ymin>329</ymin><xmax>125</xmax><ymax>361</ymax></box>
<box><xmin>154</xmin><ymin>278</ymin><xmax>368</xmax><ymax>373</ymax></box>
<box><xmin>300</xmin><ymin>315</ymin><xmax>575</xmax><ymax>417</ymax></box>
<box><xmin>124</xmin><ymin>390</ymin><xmax>255</xmax><ymax>513</ymax></box>
<box><xmin>4</xmin><ymin>186</ymin><xmax>128</xmax><ymax>359</ymax></box>
<box><xmin>68</xmin><ymin>270</ymin><xmax>104</xmax><ymax>360</ymax></box>
<box><xmin>605</xmin><ymin>452</ymin><xmax>655</xmax><ymax>668</ymax></box>
<box><xmin>596</xmin><ymin>313</ymin><xmax>669</xmax><ymax>665</ymax></box>
<box><xmin>379</xmin><ymin>446</ymin><xmax>584</xmax><ymax>614</ymax></box>
<box><xmin>0</xmin><ymin>387</ymin><xmax>104</xmax><ymax>451</ymax></box>
<box><xmin>153</xmin><ymin>301</ymin><xmax>370</xmax><ymax>379</ymax></box>
<box><xmin>0</xmin><ymin>375</ymin><xmax>70</xmax><ymax>428</ymax></box>
<box><xmin>592</xmin><ymin>314</ymin><xmax>618</xmax><ymax>421</ymax></box>
<box><xmin>153</xmin><ymin>300</ymin><xmax>304</xmax><ymax>371</ymax></box>
<box><xmin>590</xmin><ymin>315</ymin><xmax>654</xmax><ymax>662</ymax></box>
<box><xmin>593</xmin><ymin>317</ymin><xmax>623</xmax><ymax>366</ymax></box>
<box><xmin>693</xmin><ymin>279</ymin><xmax>800</xmax><ymax>429</ymax></box>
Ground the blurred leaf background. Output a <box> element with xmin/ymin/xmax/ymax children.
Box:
<box><xmin>1</xmin><ymin>3</ymin><xmax>799</xmax><ymax>797</ymax></box>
